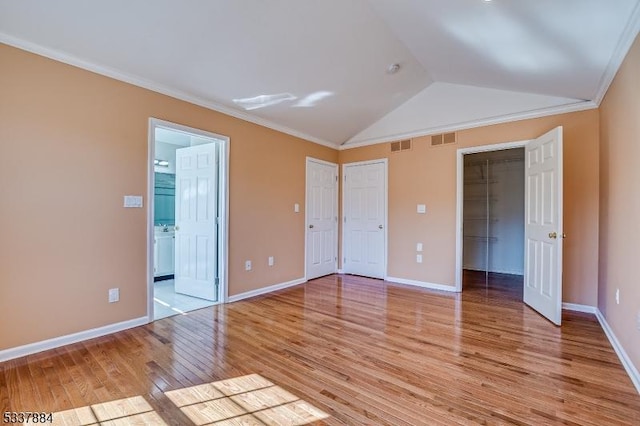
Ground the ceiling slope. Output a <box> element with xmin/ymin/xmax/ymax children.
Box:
<box><xmin>346</xmin><ymin>83</ymin><xmax>591</xmax><ymax>147</ymax></box>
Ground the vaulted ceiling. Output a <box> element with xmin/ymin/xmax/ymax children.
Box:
<box><xmin>1</xmin><ymin>0</ymin><xmax>639</xmax><ymax>148</ymax></box>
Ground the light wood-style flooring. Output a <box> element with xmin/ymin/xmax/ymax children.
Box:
<box><xmin>1</xmin><ymin>272</ymin><xmax>639</xmax><ymax>425</ymax></box>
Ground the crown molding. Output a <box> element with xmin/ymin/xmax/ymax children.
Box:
<box><xmin>0</xmin><ymin>33</ymin><xmax>339</xmax><ymax>150</ymax></box>
<box><xmin>592</xmin><ymin>1</ymin><xmax>640</xmax><ymax>105</ymax></box>
<box><xmin>339</xmin><ymin>100</ymin><xmax>597</xmax><ymax>150</ymax></box>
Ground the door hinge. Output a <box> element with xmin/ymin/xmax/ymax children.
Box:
<box><xmin>344</xmin><ymin>217</ymin><xmax>346</xmax><ymax>223</ymax></box>
<box><xmin>215</xmin><ymin>277</ymin><xmax>220</xmax><ymax>286</ymax></box>
<box><xmin>343</xmin><ymin>257</ymin><xmax>346</xmax><ymax>263</ymax></box>
<box><xmin>335</xmin><ymin>175</ymin><xmax>338</xmax><ymax>182</ymax></box>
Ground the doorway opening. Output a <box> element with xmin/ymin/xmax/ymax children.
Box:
<box><xmin>147</xmin><ymin>118</ymin><xmax>229</xmax><ymax>321</ymax></box>
<box><xmin>460</xmin><ymin>148</ymin><xmax>525</xmax><ymax>301</ymax></box>
<box><xmin>455</xmin><ymin>127</ymin><xmax>564</xmax><ymax>325</ymax></box>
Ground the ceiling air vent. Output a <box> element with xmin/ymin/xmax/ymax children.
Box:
<box><xmin>390</xmin><ymin>139</ymin><xmax>412</xmax><ymax>153</ymax></box>
<box><xmin>431</xmin><ymin>132</ymin><xmax>457</xmax><ymax>147</ymax></box>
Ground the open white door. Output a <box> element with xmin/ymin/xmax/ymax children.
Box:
<box><xmin>174</xmin><ymin>143</ymin><xmax>218</xmax><ymax>301</ymax></box>
<box><xmin>343</xmin><ymin>160</ymin><xmax>386</xmax><ymax>279</ymax></box>
<box><xmin>524</xmin><ymin>127</ymin><xmax>563</xmax><ymax>325</ymax></box>
<box><xmin>306</xmin><ymin>159</ymin><xmax>338</xmax><ymax>280</ymax></box>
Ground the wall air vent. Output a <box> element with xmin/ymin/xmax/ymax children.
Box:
<box><xmin>390</xmin><ymin>139</ymin><xmax>412</xmax><ymax>153</ymax></box>
<box><xmin>431</xmin><ymin>132</ymin><xmax>457</xmax><ymax>147</ymax></box>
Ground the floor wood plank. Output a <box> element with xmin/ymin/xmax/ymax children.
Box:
<box><xmin>1</xmin><ymin>272</ymin><xmax>639</xmax><ymax>425</ymax></box>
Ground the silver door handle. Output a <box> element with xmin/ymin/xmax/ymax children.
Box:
<box><xmin>309</xmin><ymin>224</ymin><xmax>314</xmax><ymax>229</ymax></box>
<box><xmin>378</xmin><ymin>225</ymin><xmax>383</xmax><ymax>229</ymax></box>
<box><xmin>548</xmin><ymin>232</ymin><xmax>557</xmax><ymax>239</ymax></box>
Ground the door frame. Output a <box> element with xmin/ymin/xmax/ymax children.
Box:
<box><xmin>304</xmin><ymin>157</ymin><xmax>339</xmax><ymax>280</ymax></box>
<box><xmin>147</xmin><ymin>118</ymin><xmax>230</xmax><ymax>322</ymax></box>
<box><xmin>341</xmin><ymin>158</ymin><xmax>388</xmax><ymax>279</ymax></box>
<box><xmin>455</xmin><ymin>140</ymin><xmax>528</xmax><ymax>292</ymax></box>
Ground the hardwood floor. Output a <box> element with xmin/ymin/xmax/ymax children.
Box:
<box><xmin>1</xmin><ymin>273</ymin><xmax>639</xmax><ymax>425</ymax></box>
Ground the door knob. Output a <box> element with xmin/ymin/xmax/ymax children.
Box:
<box><xmin>562</xmin><ymin>233</ymin><xmax>567</xmax><ymax>239</ymax></box>
<box><xmin>309</xmin><ymin>224</ymin><xmax>314</xmax><ymax>229</ymax></box>
<box><xmin>378</xmin><ymin>225</ymin><xmax>383</xmax><ymax>229</ymax></box>
<box><xmin>548</xmin><ymin>232</ymin><xmax>557</xmax><ymax>239</ymax></box>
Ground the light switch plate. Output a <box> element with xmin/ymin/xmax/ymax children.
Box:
<box><xmin>108</xmin><ymin>288</ymin><xmax>119</xmax><ymax>303</ymax></box>
<box><xmin>124</xmin><ymin>195</ymin><xmax>143</xmax><ymax>208</ymax></box>
<box><xmin>417</xmin><ymin>204</ymin><xmax>426</xmax><ymax>214</ymax></box>
<box><xmin>294</xmin><ymin>203</ymin><xmax>300</xmax><ymax>213</ymax></box>
<box><xmin>416</xmin><ymin>243</ymin><xmax>423</xmax><ymax>252</ymax></box>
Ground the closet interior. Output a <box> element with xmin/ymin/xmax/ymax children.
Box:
<box><xmin>462</xmin><ymin>148</ymin><xmax>525</xmax><ymax>291</ymax></box>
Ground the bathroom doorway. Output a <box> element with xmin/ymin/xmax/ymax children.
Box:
<box><xmin>147</xmin><ymin>118</ymin><xmax>229</xmax><ymax>321</ymax></box>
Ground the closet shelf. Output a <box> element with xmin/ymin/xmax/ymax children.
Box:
<box><xmin>464</xmin><ymin>180</ymin><xmax>498</xmax><ymax>185</ymax></box>
<box><xmin>464</xmin><ymin>236</ymin><xmax>498</xmax><ymax>242</ymax></box>
<box><xmin>463</xmin><ymin>217</ymin><xmax>499</xmax><ymax>222</ymax></box>
<box><xmin>464</xmin><ymin>197</ymin><xmax>498</xmax><ymax>202</ymax></box>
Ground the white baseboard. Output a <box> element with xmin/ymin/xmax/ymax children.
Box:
<box><xmin>596</xmin><ymin>309</ymin><xmax>640</xmax><ymax>394</ymax></box>
<box><xmin>0</xmin><ymin>316</ymin><xmax>148</xmax><ymax>363</ymax></box>
<box><xmin>562</xmin><ymin>303</ymin><xmax>597</xmax><ymax>314</ymax></box>
<box><xmin>337</xmin><ymin>269</ymin><xmax>345</xmax><ymax>274</ymax></box>
<box><xmin>228</xmin><ymin>277</ymin><xmax>306</xmax><ymax>303</ymax></box>
<box><xmin>385</xmin><ymin>276</ymin><xmax>458</xmax><ymax>293</ymax></box>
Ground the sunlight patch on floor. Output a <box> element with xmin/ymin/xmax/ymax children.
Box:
<box><xmin>165</xmin><ymin>373</ymin><xmax>329</xmax><ymax>425</ymax></box>
<box><xmin>34</xmin><ymin>396</ymin><xmax>167</xmax><ymax>425</ymax></box>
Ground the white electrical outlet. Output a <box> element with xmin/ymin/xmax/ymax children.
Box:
<box><xmin>416</xmin><ymin>242</ymin><xmax>423</xmax><ymax>252</ymax></box>
<box><xmin>245</xmin><ymin>260</ymin><xmax>252</xmax><ymax>271</ymax></box>
<box><xmin>615</xmin><ymin>288</ymin><xmax>620</xmax><ymax>305</ymax></box>
<box><xmin>416</xmin><ymin>254</ymin><xmax>423</xmax><ymax>263</ymax></box>
<box><xmin>108</xmin><ymin>288</ymin><xmax>119</xmax><ymax>303</ymax></box>
<box><xmin>268</xmin><ymin>256</ymin><xmax>274</xmax><ymax>266</ymax></box>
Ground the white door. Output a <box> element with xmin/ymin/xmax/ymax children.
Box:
<box><xmin>343</xmin><ymin>161</ymin><xmax>387</xmax><ymax>279</ymax></box>
<box><xmin>306</xmin><ymin>159</ymin><xmax>338</xmax><ymax>280</ymax></box>
<box><xmin>524</xmin><ymin>127</ymin><xmax>563</xmax><ymax>325</ymax></box>
<box><xmin>174</xmin><ymin>144</ymin><xmax>218</xmax><ymax>301</ymax></box>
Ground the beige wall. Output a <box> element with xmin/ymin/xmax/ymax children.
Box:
<box><xmin>340</xmin><ymin>109</ymin><xmax>600</xmax><ymax>306</ymax></box>
<box><xmin>599</xmin><ymin>34</ymin><xmax>640</xmax><ymax>370</ymax></box>
<box><xmin>0</xmin><ymin>44</ymin><xmax>337</xmax><ymax>350</ymax></box>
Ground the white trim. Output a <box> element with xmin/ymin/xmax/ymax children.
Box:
<box><xmin>0</xmin><ymin>33</ymin><xmax>338</xmax><ymax>150</ymax></box>
<box><xmin>562</xmin><ymin>303</ymin><xmax>597</xmax><ymax>314</ymax></box>
<box><xmin>305</xmin><ymin>157</ymin><xmax>339</xmax><ymax>281</ymax></box>
<box><xmin>337</xmin><ymin>269</ymin><xmax>345</xmax><ymax>274</ymax></box>
<box><xmin>227</xmin><ymin>278</ymin><xmax>307</xmax><ymax>303</ymax></box>
<box><xmin>455</xmin><ymin>140</ymin><xmax>529</xmax><ymax>292</ymax></box>
<box><xmin>592</xmin><ymin>2</ymin><xmax>640</xmax><ymax>105</ymax></box>
<box><xmin>0</xmin><ymin>317</ymin><xmax>147</xmax><ymax>363</ymax></box>
<box><xmin>147</xmin><ymin>118</ymin><xmax>230</xmax><ymax>319</ymax></box>
<box><xmin>341</xmin><ymin>159</ymin><xmax>388</xmax><ymax>279</ymax></box>
<box><xmin>385</xmin><ymin>276</ymin><xmax>458</xmax><ymax>293</ymax></box>
<box><xmin>340</xmin><ymin>101</ymin><xmax>596</xmax><ymax>150</ymax></box>
<box><xmin>596</xmin><ymin>309</ymin><xmax>640</xmax><ymax>394</ymax></box>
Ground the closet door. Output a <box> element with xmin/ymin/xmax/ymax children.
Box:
<box><xmin>524</xmin><ymin>127</ymin><xmax>563</xmax><ymax>325</ymax></box>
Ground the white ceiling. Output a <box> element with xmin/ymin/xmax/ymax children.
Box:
<box><xmin>1</xmin><ymin>1</ymin><xmax>639</xmax><ymax>148</ymax></box>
